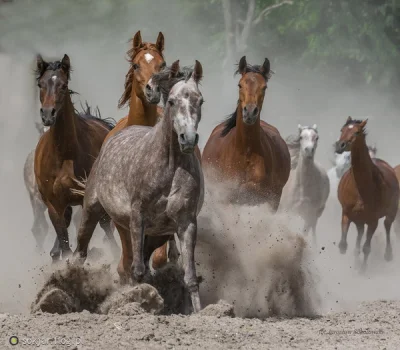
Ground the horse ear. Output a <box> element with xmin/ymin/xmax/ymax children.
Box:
<box><xmin>61</xmin><ymin>54</ymin><xmax>71</xmax><ymax>76</ymax></box>
<box><xmin>359</xmin><ymin>119</ymin><xmax>368</xmax><ymax>129</ymax></box>
<box><xmin>346</xmin><ymin>116</ymin><xmax>352</xmax><ymax>123</ymax></box>
<box><xmin>312</xmin><ymin>124</ymin><xmax>318</xmax><ymax>131</ymax></box>
<box><xmin>155</xmin><ymin>32</ymin><xmax>165</xmax><ymax>53</ymax></box>
<box><xmin>298</xmin><ymin>124</ymin><xmax>303</xmax><ymax>132</ymax></box>
<box><xmin>192</xmin><ymin>60</ymin><xmax>203</xmax><ymax>84</ymax></box>
<box><xmin>238</xmin><ymin>56</ymin><xmax>247</xmax><ymax>75</ymax></box>
<box><xmin>36</xmin><ymin>54</ymin><xmax>48</xmax><ymax>77</ymax></box>
<box><xmin>169</xmin><ymin>60</ymin><xmax>180</xmax><ymax>78</ymax></box>
<box><xmin>261</xmin><ymin>58</ymin><xmax>270</xmax><ymax>76</ymax></box>
<box><xmin>133</xmin><ymin>30</ymin><xmax>143</xmax><ymax>50</ymax></box>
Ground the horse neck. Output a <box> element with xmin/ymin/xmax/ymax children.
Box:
<box><xmin>127</xmin><ymin>80</ymin><xmax>158</xmax><ymax>127</ymax></box>
<box><xmin>154</xmin><ymin>106</ymin><xmax>181</xmax><ymax>167</ymax></box>
<box><xmin>295</xmin><ymin>150</ymin><xmax>315</xmax><ymax>183</ymax></box>
<box><xmin>51</xmin><ymin>94</ymin><xmax>79</xmax><ymax>158</ymax></box>
<box><xmin>235</xmin><ymin>103</ymin><xmax>261</xmax><ymax>151</ymax></box>
<box><xmin>350</xmin><ymin>135</ymin><xmax>376</xmax><ymax>206</ymax></box>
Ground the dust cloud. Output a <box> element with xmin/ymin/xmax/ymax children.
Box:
<box><xmin>0</xmin><ymin>0</ymin><xmax>399</xmax><ymax>318</ymax></box>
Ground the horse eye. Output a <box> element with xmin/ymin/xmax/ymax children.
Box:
<box><xmin>168</xmin><ymin>100</ymin><xmax>174</xmax><ymax>106</ymax></box>
<box><xmin>37</xmin><ymin>83</ymin><xmax>42</xmax><ymax>88</ymax></box>
<box><xmin>160</xmin><ymin>62</ymin><xmax>166</xmax><ymax>69</ymax></box>
<box><xmin>238</xmin><ymin>84</ymin><xmax>242</xmax><ymax>88</ymax></box>
<box><xmin>200</xmin><ymin>99</ymin><xmax>205</xmax><ymax>105</ymax></box>
<box><xmin>133</xmin><ymin>63</ymin><xmax>139</xmax><ymax>70</ymax></box>
<box><xmin>262</xmin><ymin>86</ymin><xmax>267</xmax><ymax>91</ymax></box>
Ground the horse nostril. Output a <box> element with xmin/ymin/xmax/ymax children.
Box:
<box><xmin>146</xmin><ymin>84</ymin><xmax>151</xmax><ymax>91</ymax></box>
<box><xmin>51</xmin><ymin>108</ymin><xmax>56</xmax><ymax>117</ymax></box>
<box><xmin>156</xmin><ymin>86</ymin><xmax>160</xmax><ymax>92</ymax></box>
<box><xmin>40</xmin><ymin>108</ymin><xmax>44</xmax><ymax>115</ymax></box>
<box><xmin>179</xmin><ymin>134</ymin><xmax>186</xmax><ymax>143</ymax></box>
<box><xmin>195</xmin><ymin>134</ymin><xmax>199</xmax><ymax>145</ymax></box>
<box><xmin>244</xmin><ymin>106</ymin><xmax>248</xmax><ymax>112</ymax></box>
<box><xmin>340</xmin><ymin>142</ymin><xmax>346</xmax><ymax>149</ymax></box>
<box><xmin>253</xmin><ymin>107</ymin><xmax>259</xmax><ymax>116</ymax></box>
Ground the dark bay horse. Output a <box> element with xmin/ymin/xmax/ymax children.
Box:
<box><xmin>202</xmin><ymin>56</ymin><xmax>290</xmax><ymax>209</ymax></box>
<box><xmin>34</xmin><ymin>54</ymin><xmax>119</xmax><ymax>261</ymax></box>
<box><xmin>74</xmin><ymin>60</ymin><xmax>205</xmax><ymax>312</ymax></box>
<box><xmin>103</xmin><ymin>30</ymin><xmax>165</xmax><ymax>143</ymax></box>
<box><xmin>335</xmin><ymin>117</ymin><xmax>399</xmax><ymax>272</ymax></box>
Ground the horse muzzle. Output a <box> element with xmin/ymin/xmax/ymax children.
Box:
<box><xmin>335</xmin><ymin>141</ymin><xmax>348</xmax><ymax>154</ymax></box>
<box><xmin>179</xmin><ymin>131</ymin><xmax>199</xmax><ymax>154</ymax></box>
<box><xmin>40</xmin><ymin>107</ymin><xmax>57</xmax><ymax>126</ymax></box>
<box><xmin>242</xmin><ymin>104</ymin><xmax>259</xmax><ymax>125</ymax></box>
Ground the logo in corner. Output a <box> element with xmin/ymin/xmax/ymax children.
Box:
<box><xmin>9</xmin><ymin>336</ymin><xmax>19</xmax><ymax>346</ymax></box>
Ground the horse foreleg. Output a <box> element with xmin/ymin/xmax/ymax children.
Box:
<box><xmin>130</xmin><ymin>213</ymin><xmax>145</xmax><ymax>283</ymax></box>
<box><xmin>177</xmin><ymin>218</ymin><xmax>201</xmax><ymax>313</ymax></box>
<box><xmin>354</xmin><ymin>223</ymin><xmax>364</xmax><ymax>257</ymax></box>
<box><xmin>115</xmin><ymin>223</ymin><xmax>132</xmax><ymax>285</ymax></box>
<box><xmin>383</xmin><ymin>217</ymin><xmax>394</xmax><ymax>261</ymax></box>
<box><xmin>31</xmin><ymin>197</ymin><xmax>48</xmax><ymax>252</ymax></box>
<box><xmin>47</xmin><ymin>204</ymin><xmax>72</xmax><ymax>262</ymax></box>
<box><xmin>339</xmin><ymin>213</ymin><xmax>351</xmax><ymax>254</ymax></box>
<box><xmin>74</xmin><ymin>202</ymin><xmax>102</xmax><ymax>264</ymax></box>
<box><xmin>99</xmin><ymin>215</ymin><xmax>120</xmax><ymax>260</ymax></box>
<box><xmin>361</xmin><ymin>221</ymin><xmax>378</xmax><ymax>273</ymax></box>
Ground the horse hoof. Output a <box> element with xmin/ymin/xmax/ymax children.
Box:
<box><xmin>384</xmin><ymin>251</ymin><xmax>393</xmax><ymax>262</ymax></box>
<box><xmin>338</xmin><ymin>242</ymin><xmax>347</xmax><ymax>254</ymax></box>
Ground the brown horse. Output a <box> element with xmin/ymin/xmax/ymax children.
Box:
<box><xmin>335</xmin><ymin>117</ymin><xmax>399</xmax><ymax>272</ymax></box>
<box><xmin>34</xmin><ymin>54</ymin><xmax>119</xmax><ymax>261</ymax></box>
<box><xmin>202</xmin><ymin>56</ymin><xmax>290</xmax><ymax>209</ymax></box>
<box><xmin>103</xmin><ymin>30</ymin><xmax>165</xmax><ymax>143</ymax></box>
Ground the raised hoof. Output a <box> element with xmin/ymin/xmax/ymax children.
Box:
<box><xmin>384</xmin><ymin>249</ymin><xmax>393</xmax><ymax>262</ymax></box>
<box><xmin>338</xmin><ymin>241</ymin><xmax>348</xmax><ymax>254</ymax></box>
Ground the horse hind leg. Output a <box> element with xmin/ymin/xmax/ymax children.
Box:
<box><xmin>99</xmin><ymin>215</ymin><xmax>120</xmax><ymax>260</ymax></box>
<box><xmin>361</xmin><ymin>220</ymin><xmax>378</xmax><ymax>273</ymax></box>
<box><xmin>383</xmin><ymin>217</ymin><xmax>394</xmax><ymax>262</ymax></box>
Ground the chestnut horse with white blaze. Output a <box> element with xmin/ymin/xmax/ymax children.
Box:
<box><xmin>335</xmin><ymin>117</ymin><xmax>399</xmax><ymax>272</ymax></box>
<box><xmin>202</xmin><ymin>56</ymin><xmax>290</xmax><ymax>209</ymax></box>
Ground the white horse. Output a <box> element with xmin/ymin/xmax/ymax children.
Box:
<box><xmin>279</xmin><ymin>124</ymin><xmax>330</xmax><ymax>244</ymax></box>
<box><xmin>327</xmin><ymin>145</ymin><xmax>377</xmax><ymax>199</ymax></box>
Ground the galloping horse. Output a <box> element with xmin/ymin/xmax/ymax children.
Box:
<box><xmin>24</xmin><ymin>122</ymin><xmax>49</xmax><ymax>251</ymax></box>
<box><xmin>335</xmin><ymin>117</ymin><xmax>399</xmax><ymax>272</ymax></box>
<box><xmin>143</xmin><ymin>60</ymin><xmax>203</xmax><ymax>271</ymax></box>
<box><xmin>202</xmin><ymin>56</ymin><xmax>290</xmax><ymax>209</ymax></box>
<box><xmin>74</xmin><ymin>60</ymin><xmax>205</xmax><ymax>313</ymax></box>
<box><xmin>103</xmin><ymin>30</ymin><xmax>165</xmax><ymax>143</ymax></box>
<box><xmin>34</xmin><ymin>54</ymin><xmax>119</xmax><ymax>261</ymax></box>
<box><xmin>280</xmin><ymin>124</ymin><xmax>329</xmax><ymax>244</ymax></box>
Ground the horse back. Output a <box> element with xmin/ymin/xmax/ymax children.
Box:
<box><xmin>103</xmin><ymin>116</ymin><xmax>128</xmax><ymax>144</ymax></box>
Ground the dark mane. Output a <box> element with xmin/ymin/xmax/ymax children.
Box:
<box><xmin>118</xmin><ymin>42</ymin><xmax>165</xmax><ymax>109</ymax></box>
<box><xmin>152</xmin><ymin>65</ymin><xmax>198</xmax><ymax>104</ymax></box>
<box><xmin>234</xmin><ymin>63</ymin><xmax>274</xmax><ymax>81</ymax></box>
<box><xmin>342</xmin><ymin>117</ymin><xmax>367</xmax><ymax>135</ymax></box>
<box><xmin>220</xmin><ymin>105</ymin><xmax>239</xmax><ymax>137</ymax></box>
<box><xmin>34</xmin><ymin>60</ymin><xmax>72</xmax><ymax>82</ymax></box>
<box><xmin>76</xmin><ymin>101</ymin><xmax>116</xmax><ymax>131</ymax></box>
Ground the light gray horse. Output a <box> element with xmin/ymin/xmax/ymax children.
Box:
<box><xmin>74</xmin><ymin>60</ymin><xmax>204</xmax><ymax>313</ymax></box>
<box><xmin>279</xmin><ymin>124</ymin><xmax>330</xmax><ymax>244</ymax></box>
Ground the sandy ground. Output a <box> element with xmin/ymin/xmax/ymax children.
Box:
<box><xmin>0</xmin><ymin>300</ymin><xmax>398</xmax><ymax>349</ymax></box>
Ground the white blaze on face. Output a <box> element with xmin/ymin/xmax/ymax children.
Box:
<box><xmin>348</xmin><ymin>124</ymin><xmax>354</xmax><ymax>129</ymax></box>
<box><xmin>144</xmin><ymin>53</ymin><xmax>154</xmax><ymax>63</ymax></box>
<box><xmin>52</xmin><ymin>75</ymin><xmax>57</xmax><ymax>81</ymax></box>
<box><xmin>300</xmin><ymin>128</ymin><xmax>318</xmax><ymax>154</ymax></box>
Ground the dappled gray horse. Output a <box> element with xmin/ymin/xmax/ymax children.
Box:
<box><xmin>74</xmin><ymin>60</ymin><xmax>204</xmax><ymax>313</ymax></box>
<box><xmin>279</xmin><ymin>124</ymin><xmax>330</xmax><ymax>244</ymax></box>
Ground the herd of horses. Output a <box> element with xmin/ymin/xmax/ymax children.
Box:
<box><xmin>22</xmin><ymin>30</ymin><xmax>400</xmax><ymax>313</ymax></box>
